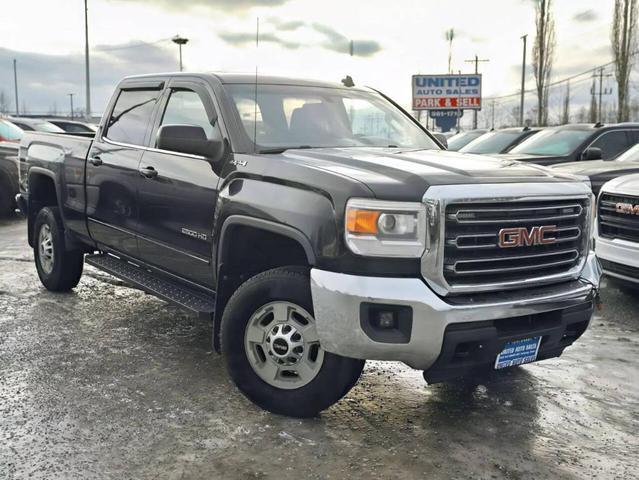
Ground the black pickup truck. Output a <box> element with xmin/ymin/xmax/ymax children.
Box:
<box><xmin>18</xmin><ymin>73</ymin><xmax>601</xmax><ymax>417</ymax></box>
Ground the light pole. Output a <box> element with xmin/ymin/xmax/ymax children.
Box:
<box><xmin>13</xmin><ymin>59</ymin><xmax>19</xmax><ymax>116</ymax></box>
<box><xmin>172</xmin><ymin>35</ymin><xmax>189</xmax><ymax>72</ymax></box>
<box><xmin>519</xmin><ymin>34</ymin><xmax>527</xmax><ymax>126</ymax></box>
<box><xmin>84</xmin><ymin>0</ymin><xmax>91</xmax><ymax>120</ymax></box>
<box><xmin>68</xmin><ymin>93</ymin><xmax>75</xmax><ymax>120</ymax></box>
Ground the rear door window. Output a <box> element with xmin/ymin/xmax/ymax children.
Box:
<box><xmin>105</xmin><ymin>89</ymin><xmax>160</xmax><ymax>146</ymax></box>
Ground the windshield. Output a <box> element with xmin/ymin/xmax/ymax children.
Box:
<box><xmin>446</xmin><ymin>131</ymin><xmax>486</xmax><ymax>151</ymax></box>
<box><xmin>33</xmin><ymin>122</ymin><xmax>65</xmax><ymax>133</ymax></box>
<box><xmin>459</xmin><ymin>131</ymin><xmax>523</xmax><ymax>154</ymax></box>
<box><xmin>509</xmin><ymin>128</ymin><xmax>591</xmax><ymax>156</ymax></box>
<box><xmin>614</xmin><ymin>143</ymin><xmax>639</xmax><ymax>162</ymax></box>
<box><xmin>0</xmin><ymin>120</ymin><xmax>23</xmax><ymax>142</ymax></box>
<box><xmin>226</xmin><ymin>84</ymin><xmax>439</xmax><ymax>151</ymax></box>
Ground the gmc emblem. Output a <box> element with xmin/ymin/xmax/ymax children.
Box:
<box><xmin>616</xmin><ymin>202</ymin><xmax>639</xmax><ymax>215</ymax></box>
<box><xmin>498</xmin><ymin>225</ymin><xmax>557</xmax><ymax>248</ymax></box>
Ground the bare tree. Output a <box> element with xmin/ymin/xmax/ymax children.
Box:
<box><xmin>611</xmin><ymin>0</ymin><xmax>637</xmax><ymax>122</ymax></box>
<box><xmin>0</xmin><ymin>91</ymin><xmax>9</xmax><ymax>114</ymax></box>
<box><xmin>445</xmin><ymin>29</ymin><xmax>455</xmax><ymax>74</ymax></box>
<box><xmin>561</xmin><ymin>81</ymin><xmax>570</xmax><ymax>124</ymax></box>
<box><xmin>532</xmin><ymin>0</ymin><xmax>556</xmax><ymax>126</ymax></box>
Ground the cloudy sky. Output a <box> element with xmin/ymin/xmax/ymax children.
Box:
<box><xmin>0</xmin><ymin>0</ymin><xmax>617</xmax><ymax>123</ymax></box>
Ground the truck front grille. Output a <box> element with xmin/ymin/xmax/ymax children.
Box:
<box><xmin>598</xmin><ymin>193</ymin><xmax>639</xmax><ymax>243</ymax></box>
<box><xmin>443</xmin><ymin>199</ymin><xmax>589</xmax><ymax>288</ymax></box>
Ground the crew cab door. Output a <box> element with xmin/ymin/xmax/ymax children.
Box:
<box><xmin>136</xmin><ymin>79</ymin><xmax>223</xmax><ymax>287</ymax></box>
<box><xmin>86</xmin><ymin>82</ymin><xmax>163</xmax><ymax>257</ymax></box>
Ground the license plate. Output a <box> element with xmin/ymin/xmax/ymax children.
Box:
<box><xmin>494</xmin><ymin>336</ymin><xmax>542</xmax><ymax>370</ymax></box>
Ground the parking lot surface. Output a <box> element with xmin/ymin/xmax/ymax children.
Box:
<box><xmin>1</xmin><ymin>216</ymin><xmax>638</xmax><ymax>480</ymax></box>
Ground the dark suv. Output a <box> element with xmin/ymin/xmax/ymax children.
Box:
<box><xmin>498</xmin><ymin>123</ymin><xmax>639</xmax><ymax>166</ymax></box>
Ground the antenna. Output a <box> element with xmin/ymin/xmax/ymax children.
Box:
<box><xmin>253</xmin><ymin>17</ymin><xmax>259</xmax><ymax>152</ymax></box>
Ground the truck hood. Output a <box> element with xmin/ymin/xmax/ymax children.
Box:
<box><xmin>279</xmin><ymin>147</ymin><xmax>582</xmax><ymax>200</ymax></box>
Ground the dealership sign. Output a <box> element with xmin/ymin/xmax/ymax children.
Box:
<box><xmin>412</xmin><ymin>74</ymin><xmax>482</xmax><ymax>110</ymax></box>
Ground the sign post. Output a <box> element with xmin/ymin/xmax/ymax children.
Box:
<box><xmin>412</xmin><ymin>74</ymin><xmax>482</xmax><ymax>132</ymax></box>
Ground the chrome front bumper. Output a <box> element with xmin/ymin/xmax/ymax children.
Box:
<box><xmin>310</xmin><ymin>251</ymin><xmax>601</xmax><ymax>370</ymax></box>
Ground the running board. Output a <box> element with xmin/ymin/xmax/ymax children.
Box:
<box><xmin>85</xmin><ymin>253</ymin><xmax>215</xmax><ymax>320</ymax></box>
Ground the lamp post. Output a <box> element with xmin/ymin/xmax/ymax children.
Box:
<box><xmin>13</xmin><ymin>59</ymin><xmax>19</xmax><ymax>116</ymax></box>
<box><xmin>84</xmin><ymin>0</ymin><xmax>91</xmax><ymax>119</ymax></box>
<box><xmin>519</xmin><ymin>34</ymin><xmax>527</xmax><ymax>127</ymax></box>
<box><xmin>172</xmin><ymin>35</ymin><xmax>189</xmax><ymax>72</ymax></box>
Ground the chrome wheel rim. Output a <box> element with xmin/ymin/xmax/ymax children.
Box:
<box><xmin>38</xmin><ymin>224</ymin><xmax>54</xmax><ymax>274</ymax></box>
<box><xmin>244</xmin><ymin>301</ymin><xmax>325</xmax><ymax>390</ymax></box>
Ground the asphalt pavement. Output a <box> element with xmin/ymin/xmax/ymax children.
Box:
<box><xmin>1</xmin><ymin>216</ymin><xmax>637</xmax><ymax>480</ymax></box>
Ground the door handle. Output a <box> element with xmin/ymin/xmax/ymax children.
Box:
<box><xmin>89</xmin><ymin>155</ymin><xmax>102</xmax><ymax>166</ymax></box>
<box><xmin>139</xmin><ymin>166</ymin><xmax>158</xmax><ymax>179</ymax></box>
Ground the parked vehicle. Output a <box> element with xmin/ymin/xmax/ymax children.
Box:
<box><xmin>0</xmin><ymin>142</ymin><xmax>19</xmax><ymax>216</ymax></box>
<box><xmin>459</xmin><ymin>127</ymin><xmax>540</xmax><ymax>155</ymax></box>
<box><xmin>596</xmin><ymin>173</ymin><xmax>639</xmax><ymax>286</ymax></box>
<box><xmin>47</xmin><ymin>119</ymin><xmax>97</xmax><ymax>134</ymax></box>
<box><xmin>500</xmin><ymin>123</ymin><xmax>639</xmax><ymax>166</ymax></box>
<box><xmin>0</xmin><ymin>118</ymin><xmax>24</xmax><ymax>143</ymax></box>
<box><xmin>446</xmin><ymin>129</ymin><xmax>487</xmax><ymax>151</ymax></box>
<box><xmin>8</xmin><ymin>117</ymin><xmax>65</xmax><ymax>133</ymax></box>
<box><xmin>551</xmin><ymin>142</ymin><xmax>639</xmax><ymax>196</ymax></box>
<box><xmin>18</xmin><ymin>73</ymin><xmax>601</xmax><ymax>417</ymax></box>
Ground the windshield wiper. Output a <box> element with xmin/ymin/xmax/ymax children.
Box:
<box><xmin>258</xmin><ymin>145</ymin><xmax>313</xmax><ymax>154</ymax></box>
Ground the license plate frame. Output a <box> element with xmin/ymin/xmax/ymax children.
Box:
<box><xmin>494</xmin><ymin>336</ymin><xmax>542</xmax><ymax>370</ymax></box>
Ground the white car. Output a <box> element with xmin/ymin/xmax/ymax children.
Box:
<box><xmin>596</xmin><ymin>173</ymin><xmax>639</xmax><ymax>285</ymax></box>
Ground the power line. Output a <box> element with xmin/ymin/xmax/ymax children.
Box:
<box><xmin>485</xmin><ymin>52</ymin><xmax>633</xmax><ymax>102</ymax></box>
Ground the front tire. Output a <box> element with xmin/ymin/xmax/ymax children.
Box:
<box><xmin>33</xmin><ymin>207</ymin><xmax>84</xmax><ymax>291</ymax></box>
<box><xmin>221</xmin><ymin>267</ymin><xmax>365</xmax><ymax>417</ymax></box>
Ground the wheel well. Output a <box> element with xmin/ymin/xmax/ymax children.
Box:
<box><xmin>213</xmin><ymin>224</ymin><xmax>312</xmax><ymax>352</ymax></box>
<box><xmin>28</xmin><ymin>174</ymin><xmax>58</xmax><ymax>247</ymax></box>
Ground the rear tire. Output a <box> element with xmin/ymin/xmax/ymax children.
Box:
<box><xmin>221</xmin><ymin>266</ymin><xmax>365</xmax><ymax>417</ymax></box>
<box><xmin>33</xmin><ymin>207</ymin><xmax>84</xmax><ymax>292</ymax></box>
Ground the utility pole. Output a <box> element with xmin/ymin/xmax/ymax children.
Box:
<box><xmin>519</xmin><ymin>34</ymin><xmax>527</xmax><ymax>126</ymax></box>
<box><xmin>68</xmin><ymin>93</ymin><xmax>75</xmax><ymax>120</ymax></box>
<box><xmin>457</xmin><ymin>70</ymin><xmax>462</xmax><ymax>131</ymax></box>
<box><xmin>172</xmin><ymin>35</ymin><xmax>189</xmax><ymax>72</ymax></box>
<box><xmin>13</xmin><ymin>59</ymin><xmax>19</xmax><ymax>116</ymax></box>
<box><xmin>84</xmin><ymin>0</ymin><xmax>91</xmax><ymax>119</ymax></box>
<box><xmin>464</xmin><ymin>54</ymin><xmax>489</xmax><ymax>129</ymax></box>
<box><xmin>593</xmin><ymin>67</ymin><xmax>613</xmax><ymax>123</ymax></box>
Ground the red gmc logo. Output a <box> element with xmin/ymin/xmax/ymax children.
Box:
<box><xmin>498</xmin><ymin>225</ymin><xmax>558</xmax><ymax>248</ymax></box>
<box><xmin>616</xmin><ymin>202</ymin><xmax>639</xmax><ymax>215</ymax></box>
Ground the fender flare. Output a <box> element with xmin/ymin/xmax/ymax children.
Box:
<box><xmin>216</xmin><ymin>215</ymin><xmax>316</xmax><ymax>272</ymax></box>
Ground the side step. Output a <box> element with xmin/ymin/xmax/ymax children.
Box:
<box><xmin>85</xmin><ymin>253</ymin><xmax>215</xmax><ymax>320</ymax></box>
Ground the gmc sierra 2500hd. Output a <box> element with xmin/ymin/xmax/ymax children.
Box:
<box><xmin>18</xmin><ymin>73</ymin><xmax>602</xmax><ymax>417</ymax></box>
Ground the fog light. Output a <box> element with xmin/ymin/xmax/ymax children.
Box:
<box><xmin>377</xmin><ymin>311</ymin><xmax>396</xmax><ymax>329</ymax></box>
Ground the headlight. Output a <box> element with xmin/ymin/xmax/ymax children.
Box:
<box><xmin>344</xmin><ymin>198</ymin><xmax>427</xmax><ymax>257</ymax></box>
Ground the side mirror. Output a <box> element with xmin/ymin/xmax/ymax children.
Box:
<box><xmin>582</xmin><ymin>147</ymin><xmax>603</xmax><ymax>161</ymax></box>
<box><xmin>433</xmin><ymin>133</ymin><xmax>448</xmax><ymax>149</ymax></box>
<box><xmin>156</xmin><ymin>124</ymin><xmax>224</xmax><ymax>162</ymax></box>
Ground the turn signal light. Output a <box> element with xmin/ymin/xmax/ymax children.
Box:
<box><xmin>346</xmin><ymin>209</ymin><xmax>380</xmax><ymax>234</ymax></box>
